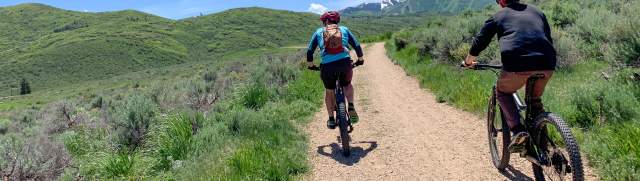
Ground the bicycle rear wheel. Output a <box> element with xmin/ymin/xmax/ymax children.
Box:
<box><xmin>337</xmin><ymin>101</ymin><xmax>351</xmax><ymax>156</ymax></box>
<box><xmin>487</xmin><ymin>87</ymin><xmax>510</xmax><ymax>170</ymax></box>
<box><xmin>532</xmin><ymin>113</ymin><xmax>584</xmax><ymax>181</ymax></box>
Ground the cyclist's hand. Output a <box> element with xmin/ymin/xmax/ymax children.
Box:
<box><xmin>307</xmin><ymin>62</ymin><xmax>315</xmax><ymax>68</ymax></box>
<box><xmin>355</xmin><ymin>57</ymin><xmax>364</xmax><ymax>66</ymax></box>
<box><xmin>307</xmin><ymin>62</ymin><xmax>320</xmax><ymax>70</ymax></box>
<box><xmin>463</xmin><ymin>54</ymin><xmax>477</xmax><ymax>68</ymax></box>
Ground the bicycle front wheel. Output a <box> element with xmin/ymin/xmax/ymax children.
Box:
<box><xmin>337</xmin><ymin>101</ymin><xmax>351</xmax><ymax>156</ymax></box>
<box><xmin>487</xmin><ymin>87</ymin><xmax>510</xmax><ymax>170</ymax></box>
<box><xmin>532</xmin><ymin>113</ymin><xmax>584</xmax><ymax>181</ymax></box>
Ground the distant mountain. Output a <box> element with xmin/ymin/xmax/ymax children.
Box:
<box><xmin>341</xmin><ymin>0</ymin><xmax>493</xmax><ymax>16</ymax></box>
<box><xmin>382</xmin><ymin>0</ymin><xmax>404</xmax><ymax>9</ymax></box>
<box><xmin>383</xmin><ymin>0</ymin><xmax>494</xmax><ymax>15</ymax></box>
<box><xmin>340</xmin><ymin>2</ymin><xmax>383</xmax><ymax>16</ymax></box>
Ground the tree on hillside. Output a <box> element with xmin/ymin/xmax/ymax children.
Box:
<box><xmin>20</xmin><ymin>78</ymin><xmax>31</xmax><ymax>95</ymax></box>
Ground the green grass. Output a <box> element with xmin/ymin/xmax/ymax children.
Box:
<box><xmin>1</xmin><ymin>47</ymin><xmax>326</xmax><ymax>180</ymax></box>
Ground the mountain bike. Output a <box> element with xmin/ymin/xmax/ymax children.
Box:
<box><xmin>309</xmin><ymin>63</ymin><xmax>359</xmax><ymax>156</ymax></box>
<box><xmin>464</xmin><ymin>63</ymin><xmax>584</xmax><ymax>181</ymax></box>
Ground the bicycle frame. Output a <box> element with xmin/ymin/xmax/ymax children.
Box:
<box><xmin>308</xmin><ymin>62</ymin><xmax>359</xmax><ymax>156</ymax></box>
<box><xmin>519</xmin><ymin>74</ymin><xmax>552</xmax><ymax>166</ymax></box>
<box><xmin>469</xmin><ymin>64</ymin><xmax>551</xmax><ymax>166</ymax></box>
<box><xmin>469</xmin><ymin>63</ymin><xmax>582</xmax><ymax>180</ymax></box>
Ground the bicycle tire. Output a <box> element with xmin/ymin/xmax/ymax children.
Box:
<box><xmin>487</xmin><ymin>87</ymin><xmax>511</xmax><ymax>170</ymax></box>
<box><xmin>532</xmin><ymin>113</ymin><xmax>584</xmax><ymax>181</ymax></box>
<box><xmin>337</xmin><ymin>101</ymin><xmax>351</xmax><ymax>156</ymax></box>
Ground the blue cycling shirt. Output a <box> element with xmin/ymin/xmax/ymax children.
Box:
<box><xmin>306</xmin><ymin>26</ymin><xmax>364</xmax><ymax>64</ymax></box>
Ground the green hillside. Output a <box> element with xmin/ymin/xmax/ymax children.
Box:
<box><xmin>387</xmin><ymin>0</ymin><xmax>640</xmax><ymax>179</ymax></box>
<box><xmin>0</xmin><ymin>4</ymin><xmax>424</xmax><ymax>97</ymax></box>
<box><xmin>178</xmin><ymin>8</ymin><xmax>318</xmax><ymax>55</ymax></box>
<box><xmin>0</xmin><ymin>4</ymin><xmax>192</xmax><ymax>96</ymax></box>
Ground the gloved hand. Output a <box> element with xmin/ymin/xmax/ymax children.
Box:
<box><xmin>355</xmin><ymin>57</ymin><xmax>365</xmax><ymax>66</ymax></box>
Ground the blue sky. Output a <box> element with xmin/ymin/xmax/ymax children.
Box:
<box><xmin>0</xmin><ymin>0</ymin><xmax>380</xmax><ymax>19</ymax></box>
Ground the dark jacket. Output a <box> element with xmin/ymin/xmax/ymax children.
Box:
<box><xmin>469</xmin><ymin>3</ymin><xmax>557</xmax><ymax>72</ymax></box>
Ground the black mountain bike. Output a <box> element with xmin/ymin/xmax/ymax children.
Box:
<box><xmin>309</xmin><ymin>63</ymin><xmax>359</xmax><ymax>156</ymax></box>
<box><xmin>465</xmin><ymin>63</ymin><xmax>584</xmax><ymax>181</ymax></box>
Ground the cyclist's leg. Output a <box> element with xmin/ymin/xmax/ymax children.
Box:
<box><xmin>342</xmin><ymin>64</ymin><xmax>354</xmax><ymax>105</ymax></box>
<box><xmin>338</xmin><ymin>59</ymin><xmax>358</xmax><ymax>123</ymax></box>
<box><xmin>496</xmin><ymin>71</ymin><xmax>528</xmax><ymax>132</ymax></box>
<box><xmin>320</xmin><ymin>64</ymin><xmax>339</xmax><ymax>128</ymax></box>
<box><xmin>498</xmin><ymin>71</ymin><xmax>533</xmax><ymax>152</ymax></box>
<box><xmin>529</xmin><ymin>71</ymin><xmax>554</xmax><ymax>116</ymax></box>
<box><xmin>324</xmin><ymin>89</ymin><xmax>336</xmax><ymax>116</ymax></box>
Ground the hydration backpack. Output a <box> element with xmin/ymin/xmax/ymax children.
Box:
<box><xmin>323</xmin><ymin>24</ymin><xmax>345</xmax><ymax>54</ymax></box>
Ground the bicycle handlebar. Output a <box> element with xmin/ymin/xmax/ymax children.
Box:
<box><xmin>460</xmin><ymin>62</ymin><xmax>502</xmax><ymax>70</ymax></box>
<box><xmin>307</xmin><ymin>63</ymin><xmax>360</xmax><ymax>71</ymax></box>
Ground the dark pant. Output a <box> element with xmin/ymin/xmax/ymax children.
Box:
<box><xmin>496</xmin><ymin>70</ymin><xmax>554</xmax><ymax>133</ymax></box>
<box><xmin>320</xmin><ymin>58</ymin><xmax>353</xmax><ymax>90</ymax></box>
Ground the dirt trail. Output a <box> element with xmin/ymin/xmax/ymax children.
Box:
<box><xmin>305</xmin><ymin>43</ymin><xmax>598</xmax><ymax>180</ymax></box>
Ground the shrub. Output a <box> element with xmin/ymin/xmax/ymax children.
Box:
<box><xmin>19</xmin><ymin>78</ymin><xmax>31</xmax><ymax>95</ymax></box>
<box><xmin>42</xmin><ymin>101</ymin><xmax>82</xmax><ymax>134</ymax></box>
<box><xmin>53</xmin><ymin>20</ymin><xmax>89</xmax><ymax>33</ymax></box>
<box><xmin>569</xmin><ymin>8</ymin><xmax>616</xmax><ymax>59</ymax></box>
<box><xmin>0</xmin><ymin>121</ymin><xmax>7</xmax><ymax>135</ymax></box>
<box><xmin>609</xmin><ymin>30</ymin><xmax>640</xmax><ymax>67</ymax></box>
<box><xmin>0</xmin><ymin>134</ymin><xmax>71</xmax><ymax>180</ymax></box>
<box><xmin>151</xmin><ymin>114</ymin><xmax>199</xmax><ymax>170</ymax></box>
<box><xmin>91</xmin><ymin>96</ymin><xmax>103</xmax><ymax>109</ymax></box>
<box><xmin>63</xmin><ymin>131</ymin><xmax>89</xmax><ymax>156</ymax></box>
<box><xmin>553</xmin><ymin>30</ymin><xmax>579</xmax><ymax>68</ymax></box>
<box><xmin>584</xmin><ymin>122</ymin><xmax>640</xmax><ymax>180</ymax></box>
<box><xmin>113</xmin><ymin>94</ymin><xmax>159</xmax><ymax>151</ymax></box>
<box><xmin>184</xmin><ymin>80</ymin><xmax>219</xmax><ymax>112</ymax></box>
<box><xmin>544</xmin><ymin>0</ymin><xmax>580</xmax><ymax>28</ymax></box>
<box><xmin>103</xmin><ymin>152</ymin><xmax>135</xmax><ymax>178</ymax></box>
<box><xmin>259</xmin><ymin>56</ymin><xmax>298</xmax><ymax>87</ymax></box>
<box><xmin>241</xmin><ymin>83</ymin><xmax>271</xmax><ymax>110</ymax></box>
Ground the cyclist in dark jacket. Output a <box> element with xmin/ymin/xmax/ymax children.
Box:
<box><xmin>464</xmin><ymin>0</ymin><xmax>556</xmax><ymax>153</ymax></box>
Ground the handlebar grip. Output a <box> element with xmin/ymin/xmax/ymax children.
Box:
<box><xmin>308</xmin><ymin>66</ymin><xmax>320</xmax><ymax>71</ymax></box>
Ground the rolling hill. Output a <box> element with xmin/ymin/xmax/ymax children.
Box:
<box><xmin>0</xmin><ymin>4</ymin><xmax>425</xmax><ymax>97</ymax></box>
<box><xmin>0</xmin><ymin>4</ymin><xmax>192</xmax><ymax>96</ymax></box>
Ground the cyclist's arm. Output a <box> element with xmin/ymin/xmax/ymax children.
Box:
<box><xmin>307</xmin><ymin>32</ymin><xmax>319</xmax><ymax>62</ymax></box>
<box><xmin>469</xmin><ymin>16</ymin><xmax>497</xmax><ymax>56</ymax></box>
<box><xmin>346</xmin><ymin>29</ymin><xmax>364</xmax><ymax>58</ymax></box>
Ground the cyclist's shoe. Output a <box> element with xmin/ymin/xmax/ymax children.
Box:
<box><xmin>327</xmin><ymin>117</ymin><xmax>337</xmax><ymax>129</ymax></box>
<box><xmin>509</xmin><ymin>132</ymin><xmax>530</xmax><ymax>153</ymax></box>
<box><xmin>348</xmin><ymin>109</ymin><xmax>359</xmax><ymax>124</ymax></box>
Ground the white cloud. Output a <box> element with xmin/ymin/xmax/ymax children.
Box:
<box><xmin>308</xmin><ymin>3</ymin><xmax>328</xmax><ymax>14</ymax></box>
